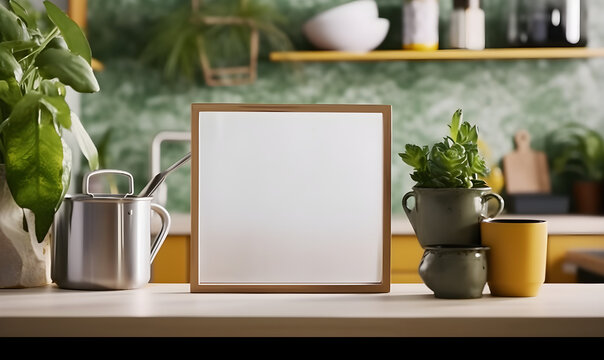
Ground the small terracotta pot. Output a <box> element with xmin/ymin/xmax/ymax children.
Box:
<box><xmin>572</xmin><ymin>181</ymin><xmax>603</xmax><ymax>215</ymax></box>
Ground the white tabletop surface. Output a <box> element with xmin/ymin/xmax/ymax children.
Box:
<box><xmin>1</xmin><ymin>283</ymin><xmax>603</xmax><ymax>337</ymax></box>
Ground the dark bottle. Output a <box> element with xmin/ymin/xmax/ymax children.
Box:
<box><xmin>507</xmin><ymin>0</ymin><xmax>587</xmax><ymax>47</ymax></box>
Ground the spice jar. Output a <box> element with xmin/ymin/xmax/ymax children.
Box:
<box><xmin>403</xmin><ymin>0</ymin><xmax>439</xmax><ymax>50</ymax></box>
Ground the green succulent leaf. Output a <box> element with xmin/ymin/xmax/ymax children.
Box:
<box><xmin>43</xmin><ymin>0</ymin><xmax>91</xmax><ymax>64</ymax></box>
<box><xmin>432</xmin><ymin>143</ymin><xmax>467</xmax><ymax>172</ymax></box>
<box><xmin>449</xmin><ymin>109</ymin><xmax>462</xmax><ymax>142</ymax></box>
<box><xmin>456</xmin><ymin>122</ymin><xmax>478</xmax><ymax>145</ymax></box>
<box><xmin>3</xmin><ymin>93</ymin><xmax>66</xmax><ymax>242</ymax></box>
<box><xmin>399</xmin><ymin>144</ymin><xmax>428</xmax><ymax>170</ymax></box>
<box><xmin>465</xmin><ymin>143</ymin><xmax>489</xmax><ymax>177</ymax></box>
<box><xmin>35</xmin><ymin>47</ymin><xmax>99</xmax><ymax>93</ymax></box>
<box><xmin>399</xmin><ymin>144</ymin><xmax>430</xmax><ymax>186</ymax></box>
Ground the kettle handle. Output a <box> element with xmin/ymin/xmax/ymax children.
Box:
<box><xmin>150</xmin><ymin>203</ymin><xmax>171</xmax><ymax>264</ymax></box>
<box><xmin>83</xmin><ymin>169</ymin><xmax>135</xmax><ymax>198</ymax></box>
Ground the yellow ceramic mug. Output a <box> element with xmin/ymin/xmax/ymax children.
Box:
<box><xmin>480</xmin><ymin>219</ymin><xmax>548</xmax><ymax>297</ymax></box>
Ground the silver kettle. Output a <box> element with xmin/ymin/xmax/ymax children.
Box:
<box><xmin>51</xmin><ymin>169</ymin><xmax>171</xmax><ymax>290</ymax></box>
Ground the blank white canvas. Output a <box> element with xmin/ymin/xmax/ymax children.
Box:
<box><xmin>197</xmin><ymin>111</ymin><xmax>384</xmax><ymax>284</ymax></box>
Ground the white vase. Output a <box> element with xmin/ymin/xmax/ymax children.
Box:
<box><xmin>0</xmin><ymin>165</ymin><xmax>51</xmax><ymax>288</ymax></box>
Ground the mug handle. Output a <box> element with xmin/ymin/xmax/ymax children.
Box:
<box><xmin>402</xmin><ymin>191</ymin><xmax>417</xmax><ymax>231</ymax></box>
<box><xmin>150</xmin><ymin>203</ymin><xmax>172</xmax><ymax>264</ymax></box>
<box><xmin>481</xmin><ymin>192</ymin><xmax>505</xmax><ymax>220</ymax></box>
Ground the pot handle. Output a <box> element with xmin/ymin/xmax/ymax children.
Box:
<box><xmin>481</xmin><ymin>192</ymin><xmax>505</xmax><ymax>220</ymax></box>
<box><xmin>83</xmin><ymin>169</ymin><xmax>134</xmax><ymax>198</ymax></box>
<box><xmin>150</xmin><ymin>203</ymin><xmax>171</xmax><ymax>264</ymax></box>
<box><xmin>402</xmin><ymin>191</ymin><xmax>417</xmax><ymax>232</ymax></box>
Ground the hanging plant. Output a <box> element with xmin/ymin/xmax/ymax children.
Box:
<box><xmin>141</xmin><ymin>0</ymin><xmax>293</xmax><ymax>86</ymax></box>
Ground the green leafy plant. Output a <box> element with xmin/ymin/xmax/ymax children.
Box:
<box><xmin>545</xmin><ymin>123</ymin><xmax>604</xmax><ymax>182</ymax></box>
<box><xmin>399</xmin><ymin>109</ymin><xmax>490</xmax><ymax>188</ymax></box>
<box><xmin>0</xmin><ymin>0</ymin><xmax>99</xmax><ymax>242</ymax></box>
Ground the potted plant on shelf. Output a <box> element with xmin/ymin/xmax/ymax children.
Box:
<box><xmin>399</xmin><ymin>109</ymin><xmax>504</xmax><ymax>248</ymax></box>
<box><xmin>141</xmin><ymin>0</ymin><xmax>293</xmax><ymax>86</ymax></box>
<box><xmin>0</xmin><ymin>1</ymin><xmax>99</xmax><ymax>288</ymax></box>
<box><xmin>545</xmin><ymin>123</ymin><xmax>604</xmax><ymax>214</ymax></box>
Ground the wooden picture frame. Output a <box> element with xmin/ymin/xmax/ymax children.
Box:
<box><xmin>190</xmin><ymin>104</ymin><xmax>391</xmax><ymax>293</ymax></box>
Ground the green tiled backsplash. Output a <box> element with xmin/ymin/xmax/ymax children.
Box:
<box><xmin>80</xmin><ymin>0</ymin><xmax>604</xmax><ymax>214</ymax></box>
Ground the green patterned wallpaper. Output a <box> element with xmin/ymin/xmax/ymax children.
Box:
<box><xmin>80</xmin><ymin>0</ymin><xmax>604</xmax><ymax>214</ymax></box>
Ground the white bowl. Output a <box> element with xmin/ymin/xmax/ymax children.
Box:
<box><xmin>306</xmin><ymin>0</ymin><xmax>379</xmax><ymax>26</ymax></box>
<box><xmin>303</xmin><ymin>17</ymin><xmax>390</xmax><ymax>52</ymax></box>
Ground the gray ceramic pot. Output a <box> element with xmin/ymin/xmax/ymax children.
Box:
<box><xmin>402</xmin><ymin>187</ymin><xmax>504</xmax><ymax>248</ymax></box>
<box><xmin>419</xmin><ymin>245</ymin><xmax>489</xmax><ymax>299</ymax></box>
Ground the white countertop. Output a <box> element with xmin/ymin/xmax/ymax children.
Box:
<box><xmin>165</xmin><ymin>213</ymin><xmax>604</xmax><ymax>236</ymax></box>
<box><xmin>1</xmin><ymin>283</ymin><xmax>603</xmax><ymax>337</ymax></box>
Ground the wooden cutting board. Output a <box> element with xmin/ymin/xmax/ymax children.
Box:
<box><xmin>503</xmin><ymin>129</ymin><xmax>551</xmax><ymax>194</ymax></box>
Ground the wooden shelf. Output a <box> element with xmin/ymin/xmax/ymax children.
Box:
<box><xmin>270</xmin><ymin>47</ymin><xmax>604</xmax><ymax>62</ymax></box>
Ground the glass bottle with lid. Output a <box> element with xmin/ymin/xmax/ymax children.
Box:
<box><xmin>449</xmin><ymin>0</ymin><xmax>485</xmax><ymax>50</ymax></box>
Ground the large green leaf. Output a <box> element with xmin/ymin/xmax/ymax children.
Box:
<box><xmin>35</xmin><ymin>48</ymin><xmax>99</xmax><ymax>93</ymax></box>
<box><xmin>40</xmin><ymin>95</ymin><xmax>71</xmax><ymax>128</ymax></box>
<box><xmin>0</xmin><ymin>2</ymin><xmax>29</xmax><ymax>42</ymax></box>
<box><xmin>4</xmin><ymin>93</ymin><xmax>66</xmax><ymax>242</ymax></box>
<box><xmin>0</xmin><ymin>46</ymin><xmax>23</xmax><ymax>82</ymax></box>
<box><xmin>59</xmin><ymin>136</ymin><xmax>72</xmax><ymax>204</ymax></box>
<box><xmin>47</xmin><ymin>36</ymin><xmax>68</xmax><ymax>50</ymax></box>
<box><xmin>69</xmin><ymin>111</ymin><xmax>99</xmax><ymax>171</ymax></box>
<box><xmin>39</xmin><ymin>79</ymin><xmax>66</xmax><ymax>97</ymax></box>
<box><xmin>0</xmin><ymin>77</ymin><xmax>22</xmax><ymax>107</ymax></box>
<box><xmin>43</xmin><ymin>1</ymin><xmax>92</xmax><ymax>64</ymax></box>
<box><xmin>10</xmin><ymin>0</ymin><xmax>36</xmax><ymax>29</ymax></box>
